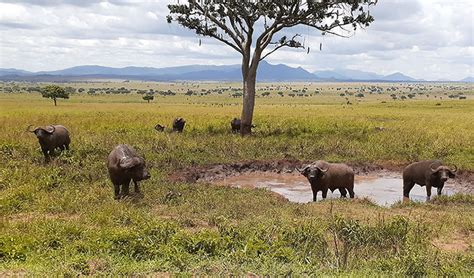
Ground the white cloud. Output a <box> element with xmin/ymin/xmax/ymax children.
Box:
<box><xmin>0</xmin><ymin>0</ymin><xmax>472</xmax><ymax>80</ymax></box>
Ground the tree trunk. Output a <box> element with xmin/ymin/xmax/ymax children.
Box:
<box><xmin>53</xmin><ymin>98</ymin><xmax>57</xmax><ymax>106</ymax></box>
<box><xmin>240</xmin><ymin>71</ymin><xmax>257</xmax><ymax>135</ymax></box>
<box><xmin>240</xmin><ymin>48</ymin><xmax>259</xmax><ymax>136</ymax></box>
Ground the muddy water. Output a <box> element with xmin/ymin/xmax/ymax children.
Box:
<box><xmin>215</xmin><ymin>172</ymin><xmax>460</xmax><ymax>206</ymax></box>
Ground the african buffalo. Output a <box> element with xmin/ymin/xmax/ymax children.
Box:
<box><xmin>403</xmin><ymin>160</ymin><xmax>456</xmax><ymax>200</ymax></box>
<box><xmin>27</xmin><ymin>124</ymin><xmax>70</xmax><ymax>161</ymax></box>
<box><xmin>298</xmin><ymin>160</ymin><xmax>355</xmax><ymax>201</ymax></box>
<box><xmin>172</xmin><ymin>117</ymin><xmax>186</xmax><ymax>132</ymax></box>
<box><xmin>154</xmin><ymin>124</ymin><xmax>165</xmax><ymax>132</ymax></box>
<box><xmin>230</xmin><ymin>118</ymin><xmax>255</xmax><ymax>133</ymax></box>
<box><xmin>107</xmin><ymin>144</ymin><xmax>151</xmax><ymax>199</ymax></box>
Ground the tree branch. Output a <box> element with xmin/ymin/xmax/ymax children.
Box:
<box><xmin>260</xmin><ymin>34</ymin><xmax>304</xmax><ymax>61</ymax></box>
<box><xmin>192</xmin><ymin>1</ymin><xmax>243</xmax><ymax>52</ymax></box>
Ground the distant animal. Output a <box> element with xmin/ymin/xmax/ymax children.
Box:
<box><xmin>172</xmin><ymin>117</ymin><xmax>186</xmax><ymax>132</ymax></box>
<box><xmin>107</xmin><ymin>144</ymin><xmax>151</xmax><ymax>199</ymax></box>
<box><xmin>403</xmin><ymin>160</ymin><xmax>457</xmax><ymax>200</ymax></box>
<box><xmin>154</xmin><ymin>124</ymin><xmax>165</xmax><ymax>132</ymax></box>
<box><xmin>297</xmin><ymin>160</ymin><xmax>355</xmax><ymax>202</ymax></box>
<box><xmin>374</xmin><ymin>126</ymin><xmax>385</xmax><ymax>132</ymax></box>
<box><xmin>230</xmin><ymin>118</ymin><xmax>256</xmax><ymax>133</ymax></box>
<box><xmin>27</xmin><ymin>124</ymin><xmax>70</xmax><ymax>161</ymax></box>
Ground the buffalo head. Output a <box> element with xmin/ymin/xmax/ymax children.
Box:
<box><xmin>27</xmin><ymin>125</ymin><xmax>55</xmax><ymax>139</ymax></box>
<box><xmin>297</xmin><ymin>164</ymin><xmax>328</xmax><ymax>180</ymax></box>
<box><xmin>120</xmin><ymin>156</ymin><xmax>151</xmax><ymax>181</ymax></box>
<box><xmin>430</xmin><ymin>163</ymin><xmax>457</xmax><ymax>181</ymax></box>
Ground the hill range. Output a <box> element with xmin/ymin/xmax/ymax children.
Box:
<box><xmin>0</xmin><ymin>61</ymin><xmax>471</xmax><ymax>82</ymax></box>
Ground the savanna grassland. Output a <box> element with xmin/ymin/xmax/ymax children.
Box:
<box><xmin>1</xmin><ymin>81</ymin><xmax>473</xmax><ymax>276</ymax></box>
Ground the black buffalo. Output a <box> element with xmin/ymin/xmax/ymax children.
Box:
<box><xmin>403</xmin><ymin>160</ymin><xmax>456</xmax><ymax>200</ymax></box>
<box><xmin>172</xmin><ymin>118</ymin><xmax>186</xmax><ymax>132</ymax></box>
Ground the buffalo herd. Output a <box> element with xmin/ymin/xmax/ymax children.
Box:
<box><xmin>28</xmin><ymin>119</ymin><xmax>458</xmax><ymax>201</ymax></box>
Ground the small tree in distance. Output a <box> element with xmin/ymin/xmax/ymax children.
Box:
<box><xmin>168</xmin><ymin>0</ymin><xmax>377</xmax><ymax>135</ymax></box>
<box><xmin>41</xmin><ymin>85</ymin><xmax>69</xmax><ymax>106</ymax></box>
<box><xmin>143</xmin><ymin>94</ymin><xmax>154</xmax><ymax>103</ymax></box>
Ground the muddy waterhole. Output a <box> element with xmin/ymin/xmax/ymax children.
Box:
<box><xmin>212</xmin><ymin>172</ymin><xmax>461</xmax><ymax>206</ymax></box>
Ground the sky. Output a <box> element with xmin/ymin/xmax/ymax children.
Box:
<box><xmin>0</xmin><ymin>0</ymin><xmax>473</xmax><ymax>80</ymax></box>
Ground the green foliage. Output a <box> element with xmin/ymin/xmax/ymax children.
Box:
<box><xmin>142</xmin><ymin>94</ymin><xmax>154</xmax><ymax>103</ymax></box>
<box><xmin>41</xmin><ymin>85</ymin><xmax>69</xmax><ymax>106</ymax></box>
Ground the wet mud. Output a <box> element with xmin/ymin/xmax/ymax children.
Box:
<box><xmin>213</xmin><ymin>172</ymin><xmax>462</xmax><ymax>206</ymax></box>
<box><xmin>168</xmin><ymin>160</ymin><xmax>473</xmax><ymax>206</ymax></box>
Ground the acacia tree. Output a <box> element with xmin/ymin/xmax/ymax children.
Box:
<box><xmin>143</xmin><ymin>94</ymin><xmax>154</xmax><ymax>103</ymax></box>
<box><xmin>168</xmin><ymin>0</ymin><xmax>376</xmax><ymax>135</ymax></box>
<box><xmin>41</xmin><ymin>85</ymin><xmax>69</xmax><ymax>106</ymax></box>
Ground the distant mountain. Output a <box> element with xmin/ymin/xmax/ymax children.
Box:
<box><xmin>0</xmin><ymin>63</ymin><xmax>425</xmax><ymax>82</ymax></box>
<box><xmin>0</xmin><ymin>61</ymin><xmax>319</xmax><ymax>82</ymax></box>
<box><xmin>38</xmin><ymin>64</ymin><xmax>240</xmax><ymax>77</ymax></box>
<box><xmin>312</xmin><ymin>70</ymin><xmax>348</xmax><ymax>80</ymax></box>
<box><xmin>0</xmin><ymin>68</ymin><xmax>34</xmax><ymax>76</ymax></box>
<box><xmin>257</xmin><ymin>61</ymin><xmax>316</xmax><ymax>81</ymax></box>
<box><xmin>460</xmin><ymin>76</ymin><xmax>474</xmax><ymax>82</ymax></box>
<box><xmin>382</xmin><ymin>72</ymin><xmax>417</xmax><ymax>82</ymax></box>
<box><xmin>334</xmin><ymin>69</ymin><xmax>383</xmax><ymax>80</ymax></box>
<box><xmin>313</xmin><ymin>69</ymin><xmax>420</xmax><ymax>81</ymax></box>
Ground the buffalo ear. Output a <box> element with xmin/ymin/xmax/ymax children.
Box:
<box><xmin>296</xmin><ymin>166</ymin><xmax>309</xmax><ymax>176</ymax></box>
<box><xmin>448</xmin><ymin>171</ymin><xmax>456</xmax><ymax>179</ymax></box>
<box><xmin>120</xmin><ymin>157</ymin><xmax>141</xmax><ymax>169</ymax></box>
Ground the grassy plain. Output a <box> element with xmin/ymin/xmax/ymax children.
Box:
<box><xmin>1</xmin><ymin>81</ymin><xmax>473</xmax><ymax>276</ymax></box>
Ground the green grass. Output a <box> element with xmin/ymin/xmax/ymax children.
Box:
<box><xmin>1</xmin><ymin>82</ymin><xmax>473</xmax><ymax>275</ymax></box>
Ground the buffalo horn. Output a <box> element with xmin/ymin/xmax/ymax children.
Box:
<box><xmin>45</xmin><ymin>125</ymin><xmax>56</xmax><ymax>134</ymax></box>
<box><xmin>450</xmin><ymin>165</ymin><xmax>458</xmax><ymax>173</ymax></box>
<box><xmin>430</xmin><ymin>163</ymin><xmax>442</xmax><ymax>172</ymax></box>
<box><xmin>296</xmin><ymin>165</ymin><xmax>310</xmax><ymax>173</ymax></box>
<box><xmin>26</xmin><ymin>125</ymin><xmax>36</xmax><ymax>132</ymax></box>
<box><xmin>317</xmin><ymin>166</ymin><xmax>329</xmax><ymax>173</ymax></box>
<box><xmin>120</xmin><ymin>157</ymin><xmax>141</xmax><ymax>169</ymax></box>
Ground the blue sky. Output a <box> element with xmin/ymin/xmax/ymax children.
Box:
<box><xmin>0</xmin><ymin>0</ymin><xmax>473</xmax><ymax>80</ymax></box>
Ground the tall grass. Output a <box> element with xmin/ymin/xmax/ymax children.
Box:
<box><xmin>1</xmin><ymin>82</ymin><xmax>473</xmax><ymax>275</ymax></box>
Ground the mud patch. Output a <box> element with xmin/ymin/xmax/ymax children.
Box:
<box><xmin>169</xmin><ymin>160</ymin><xmax>473</xmax><ymax>206</ymax></box>
<box><xmin>212</xmin><ymin>172</ymin><xmax>463</xmax><ymax>206</ymax></box>
<box><xmin>169</xmin><ymin>159</ymin><xmax>386</xmax><ymax>183</ymax></box>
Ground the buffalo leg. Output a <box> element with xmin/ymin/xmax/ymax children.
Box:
<box><xmin>437</xmin><ymin>185</ymin><xmax>444</xmax><ymax>196</ymax></box>
<box><xmin>133</xmin><ymin>181</ymin><xmax>141</xmax><ymax>194</ymax></box>
<box><xmin>322</xmin><ymin>188</ymin><xmax>328</xmax><ymax>199</ymax></box>
<box><xmin>65</xmin><ymin>144</ymin><xmax>69</xmax><ymax>150</ymax></box>
<box><xmin>311</xmin><ymin>188</ymin><xmax>317</xmax><ymax>202</ymax></box>
<box><xmin>114</xmin><ymin>184</ymin><xmax>121</xmax><ymax>199</ymax></box>
<box><xmin>403</xmin><ymin>181</ymin><xmax>415</xmax><ymax>199</ymax></box>
<box><xmin>42</xmin><ymin>148</ymin><xmax>50</xmax><ymax>162</ymax></box>
<box><xmin>348</xmin><ymin>187</ymin><xmax>355</xmax><ymax>199</ymax></box>
<box><xmin>339</xmin><ymin>188</ymin><xmax>347</xmax><ymax>198</ymax></box>
<box><xmin>122</xmin><ymin>183</ymin><xmax>130</xmax><ymax>197</ymax></box>
<box><xmin>426</xmin><ymin>184</ymin><xmax>432</xmax><ymax>201</ymax></box>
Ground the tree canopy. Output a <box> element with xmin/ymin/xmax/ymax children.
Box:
<box><xmin>143</xmin><ymin>94</ymin><xmax>154</xmax><ymax>103</ymax></box>
<box><xmin>41</xmin><ymin>85</ymin><xmax>69</xmax><ymax>106</ymax></box>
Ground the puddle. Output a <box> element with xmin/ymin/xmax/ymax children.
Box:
<box><xmin>214</xmin><ymin>172</ymin><xmax>461</xmax><ymax>206</ymax></box>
